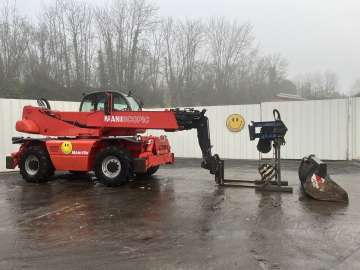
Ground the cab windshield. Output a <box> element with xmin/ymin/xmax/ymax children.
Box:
<box><xmin>80</xmin><ymin>93</ymin><xmax>107</xmax><ymax>112</ymax></box>
<box><xmin>80</xmin><ymin>92</ymin><xmax>141</xmax><ymax>112</ymax></box>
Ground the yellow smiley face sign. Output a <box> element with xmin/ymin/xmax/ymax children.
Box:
<box><xmin>226</xmin><ymin>114</ymin><xmax>245</xmax><ymax>132</ymax></box>
<box><xmin>61</xmin><ymin>141</ymin><xmax>73</xmax><ymax>155</ymax></box>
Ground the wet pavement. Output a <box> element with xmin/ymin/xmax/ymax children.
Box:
<box><xmin>0</xmin><ymin>159</ymin><xmax>360</xmax><ymax>270</ymax></box>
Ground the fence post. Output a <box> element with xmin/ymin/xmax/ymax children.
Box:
<box><xmin>347</xmin><ymin>97</ymin><xmax>353</xmax><ymax>160</ymax></box>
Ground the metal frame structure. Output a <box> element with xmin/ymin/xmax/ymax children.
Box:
<box><xmin>216</xmin><ymin>110</ymin><xmax>293</xmax><ymax>193</ymax></box>
<box><xmin>217</xmin><ymin>141</ymin><xmax>292</xmax><ymax>193</ymax></box>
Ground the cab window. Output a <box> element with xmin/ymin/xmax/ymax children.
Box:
<box><xmin>126</xmin><ymin>96</ymin><xmax>141</xmax><ymax>111</ymax></box>
<box><xmin>80</xmin><ymin>93</ymin><xmax>107</xmax><ymax>112</ymax></box>
<box><xmin>113</xmin><ymin>94</ymin><xmax>129</xmax><ymax>111</ymax></box>
<box><xmin>80</xmin><ymin>92</ymin><xmax>131</xmax><ymax>112</ymax></box>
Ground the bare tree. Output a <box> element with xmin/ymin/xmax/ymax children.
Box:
<box><xmin>96</xmin><ymin>49</ymin><xmax>108</xmax><ymax>88</ymax></box>
<box><xmin>162</xmin><ymin>18</ymin><xmax>204</xmax><ymax>105</ymax></box>
<box><xmin>65</xmin><ymin>0</ymin><xmax>94</xmax><ymax>86</ymax></box>
<box><xmin>295</xmin><ymin>71</ymin><xmax>340</xmax><ymax>99</ymax></box>
<box><xmin>147</xmin><ymin>27</ymin><xmax>163</xmax><ymax>92</ymax></box>
<box><xmin>95</xmin><ymin>5</ymin><xmax>117</xmax><ymax>88</ymax></box>
<box><xmin>38</xmin><ymin>0</ymin><xmax>95</xmax><ymax>88</ymax></box>
<box><xmin>323</xmin><ymin>71</ymin><xmax>338</xmax><ymax>95</ymax></box>
<box><xmin>351</xmin><ymin>78</ymin><xmax>360</xmax><ymax>96</ymax></box>
<box><xmin>206</xmin><ymin>18</ymin><xmax>254</xmax><ymax>102</ymax></box>
<box><xmin>95</xmin><ymin>0</ymin><xmax>157</xmax><ymax>91</ymax></box>
<box><xmin>42</xmin><ymin>0</ymin><xmax>71</xmax><ymax>87</ymax></box>
<box><xmin>0</xmin><ymin>0</ymin><xmax>301</xmax><ymax>106</ymax></box>
<box><xmin>0</xmin><ymin>1</ymin><xmax>30</xmax><ymax>81</ymax></box>
<box><xmin>126</xmin><ymin>0</ymin><xmax>157</xmax><ymax>90</ymax></box>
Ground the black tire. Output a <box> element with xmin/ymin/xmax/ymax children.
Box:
<box><xmin>136</xmin><ymin>166</ymin><xmax>160</xmax><ymax>178</ymax></box>
<box><xmin>94</xmin><ymin>146</ymin><xmax>131</xmax><ymax>187</ymax></box>
<box><xmin>19</xmin><ymin>145</ymin><xmax>54</xmax><ymax>183</ymax></box>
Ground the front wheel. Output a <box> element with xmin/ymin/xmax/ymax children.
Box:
<box><xmin>94</xmin><ymin>146</ymin><xmax>131</xmax><ymax>187</ymax></box>
<box><xmin>19</xmin><ymin>145</ymin><xmax>54</xmax><ymax>183</ymax></box>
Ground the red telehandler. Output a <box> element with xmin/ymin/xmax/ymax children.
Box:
<box><xmin>6</xmin><ymin>91</ymin><xmax>223</xmax><ymax>186</ymax></box>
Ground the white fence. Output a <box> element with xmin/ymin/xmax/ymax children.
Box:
<box><xmin>149</xmin><ymin>98</ymin><xmax>357</xmax><ymax>161</ymax></box>
<box><xmin>261</xmin><ymin>99</ymin><xmax>349</xmax><ymax>160</ymax></box>
<box><xmin>148</xmin><ymin>104</ymin><xmax>261</xmax><ymax>160</ymax></box>
<box><xmin>0</xmin><ymin>97</ymin><xmax>359</xmax><ymax>172</ymax></box>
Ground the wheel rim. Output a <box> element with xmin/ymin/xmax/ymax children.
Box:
<box><xmin>102</xmin><ymin>156</ymin><xmax>122</xmax><ymax>178</ymax></box>
<box><xmin>25</xmin><ymin>155</ymin><xmax>40</xmax><ymax>176</ymax></box>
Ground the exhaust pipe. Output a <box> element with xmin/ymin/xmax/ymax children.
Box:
<box><xmin>298</xmin><ymin>155</ymin><xmax>349</xmax><ymax>203</ymax></box>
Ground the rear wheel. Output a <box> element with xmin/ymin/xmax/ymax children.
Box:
<box><xmin>94</xmin><ymin>146</ymin><xmax>131</xmax><ymax>187</ymax></box>
<box><xmin>19</xmin><ymin>145</ymin><xmax>54</xmax><ymax>183</ymax></box>
<box><xmin>136</xmin><ymin>166</ymin><xmax>160</xmax><ymax>178</ymax></box>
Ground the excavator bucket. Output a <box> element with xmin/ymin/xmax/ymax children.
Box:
<box><xmin>298</xmin><ymin>155</ymin><xmax>348</xmax><ymax>203</ymax></box>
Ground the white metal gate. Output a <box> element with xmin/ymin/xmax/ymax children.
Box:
<box><xmin>261</xmin><ymin>99</ymin><xmax>349</xmax><ymax>160</ymax></box>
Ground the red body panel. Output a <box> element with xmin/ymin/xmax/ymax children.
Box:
<box><xmin>42</xmin><ymin>136</ymin><xmax>174</xmax><ymax>172</ymax></box>
<box><xmin>10</xmin><ymin>103</ymin><xmax>178</xmax><ymax>175</ymax></box>
<box><xmin>16</xmin><ymin>119</ymin><xmax>40</xmax><ymax>134</ymax></box>
<box><xmin>16</xmin><ymin>106</ymin><xmax>179</xmax><ymax>137</ymax></box>
<box><xmin>46</xmin><ymin>140</ymin><xmax>97</xmax><ymax>171</ymax></box>
<box><xmin>17</xmin><ymin>106</ymin><xmax>100</xmax><ymax>137</ymax></box>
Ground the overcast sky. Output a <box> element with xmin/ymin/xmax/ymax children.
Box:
<box><xmin>15</xmin><ymin>0</ymin><xmax>360</xmax><ymax>93</ymax></box>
